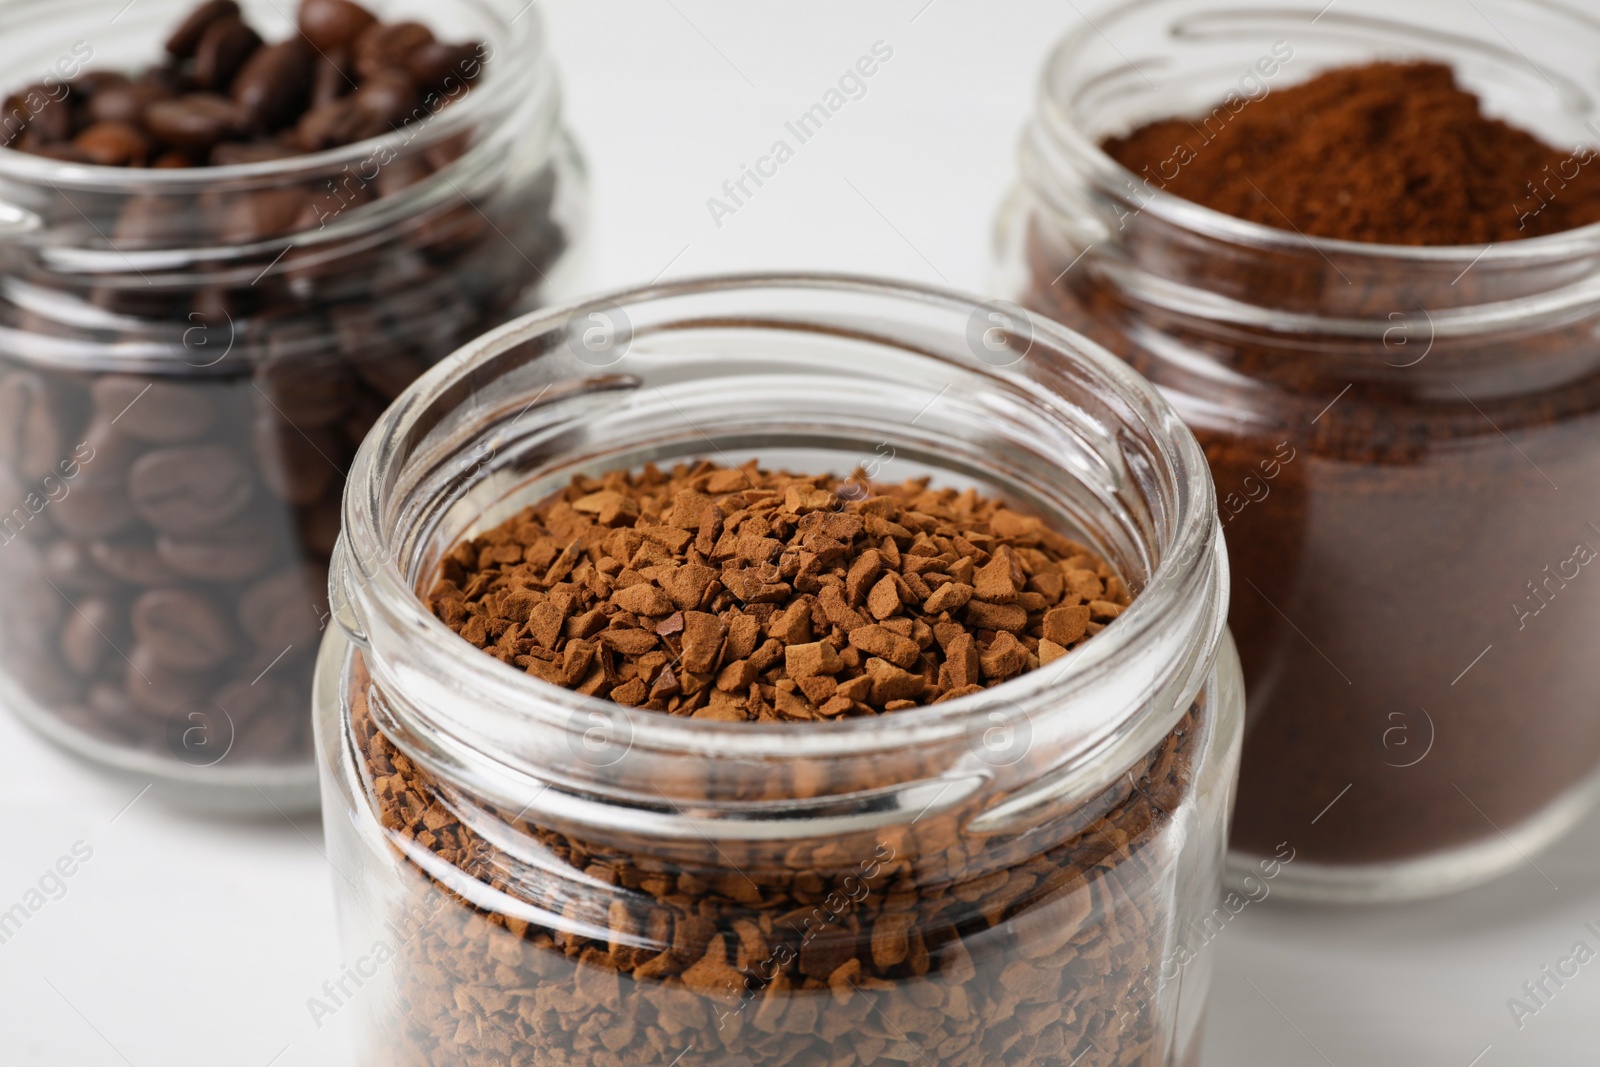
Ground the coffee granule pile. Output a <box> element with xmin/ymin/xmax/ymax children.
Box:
<box><xmin>426</xmin><ymin>461</ymin><xmax>1131</xmax><ymax>719</ymax></box>
<box><xmin>336</xmin><ymin>462</ymin><xmax>1222</xmax><ymax>1065</ymax></box>
<box><xmin>1104</xmin><ymin>61</ymin><xmax>1600</xmax><ymax>244</ymax></box>
<box><xmin>350</xmin><ymin>674</ymin><xmax>1203</xmax><ymax>1066</ymax></box>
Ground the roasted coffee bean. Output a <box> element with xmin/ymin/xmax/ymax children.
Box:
<box><xmin>155</xmin><ymin>520</ymin><xmax>278</xmax><ymax>581</ymax></box>
<box><xmin>49</xmin><ymin>428</ymin><xmax>143</xmax><ymax>543</ymax></box>
<box><xmin>210</xmin><ymin>141</ymin><xmax>299</xmax><ymax>165</ymax></box>
<box><xmin>137</xmin><ymin>64</ymin><xmax>193</xmax><ymax>97</ymax></box>
<box><xmin>232</xmin><ymin>39</ymin><xmax>313</xmax><ymax>131</ymax></box>
<box><xmin>129</xmin><ymin>444</ymin><xmax>254</xmax><ymax>535</ymax></box>
<box><xmin>166</xmin><ymin>0</ymin><xmax>242</xmax><ymax>58</ymax></box>
<box><xmin>15</xmin><ymin>87</ymin><xmax>75</xmax><ymax>142</ymax></box>
<box><xmin>91</xmin><ymin>375</ymin><xmax>216</xmax><ymax>443</ymax></box>
<box><xmin>132</xmin><ymin>588</ymin><xmax>236</xmax><ymax>671</ymax></box>
<box><xmin>51</xmin><ymin>472</ymin><xmax>139</xmax><ymax>541</ymax></box>
<box><xmin>124</xmin><ymin>643</ymin><xmax>212</xmax><ymax>717</ymax></box>
<box><xmin>74</xmin><ymin>121</ymin><xmax>153</xmax><ymax>166</ymax></box>
<box><xmin>90</xmin><ymin>536</ymin><xmax>184</xmax><ymax>586</ymax></box>
<box><xmin>407</xmin><ymin>41</ymin><xmax>482</xmax><ymax>94</ymax></box>
<box><xmin>219</xmin><ymin>186</ymin><xmax>310</xmax><ymax>242</ymax></box>
<box><xmin>231</xmin><ymin>699</ymin><xmax>302</xmax><ymax>760</ymax></box>
<box><xmin>144</xmin><ymin>94</ymin><xmax>248</xmax><ymax>154</ymax></box>
<box><xmin>240</xmin><ymin>564</ymin><xmax>328</xmax><ymax>650</ymax></box>
<box><xmin>1</xmin><ymin>109</ymin><xmax>31</xmax><ymax>150</ymax></box>
<box><xmin>194</xmin><ymin>16</ymin><xmax>262</xmax><ymax>93</ymax></box>
<box><xmin>86</xmin><ymin>80</ymin><xmax>172</xmax><ymax>126</ymax></box>
<box><xmin>344</xmin><ymin>346</ymin><xmax>426</xmax><ymax>403</ymax></box>
<box><xmin>213</xmin><ymin>677</ymin><xmax>286</xmax><ymax>724</ymax></box>
<box><xmin>216</xmin><ymin>675</ymin><xmax>308</xmax><ymax>762</ymax></box>
<box><xmin>153</xmin><ymin>151</ymin><xmax>196</xmax><ymax>168</ymax></box>
<box><xmin>81</xmin><ymin>420</ymin><xmax>147</xmax><ymax>473</ymax></box>
<box><xmin>69</xmin><ymin>71</ymin><xmax>132</xmax><ymax>100</ymax></box>
<box><xmin>61</xmin><ymin>597</ymin><xmax>125</xmax><ymax>677</ymax></box>
<box><xmin>254</xmin><ymin>415</ymin><xmax>340</xmax><ymax>505</ymax></box>
<box><xmin>254</xmin><ymin>331</ymin><xmax>353</xmax><ymax>426</ymax></box>
<box><xmin>373</xmin><ymin>154</ymin><xmax>433</xmax><ymax>196</ymax></box>
<box><xmin>424</xmin><ymin>131</ymin><xmax>473</xmax><ymax>172</ymax></box>
<box><xmin>310</xmin><ymin>49</ymin><xmax>355</xmax><ymax>108</ymax></box>
<box><xmin>352</xmin><ymin>21</ymin><xmax>434</xmax><ymax>79</ymax></box>
<box><xmin>294</xmin><ymin>98</ymin><xmax>376</xmax><ymax>152</ymax></box>
<box><xmin>299</xmin><ymin>0</ymin><xmax>378</xmax><ymax>51</ymax></box>
<box><xmin>0</xmin><ymin>372</ymin><xmax>64</xmax><ymax>480</ymax></box>
<box><xmin>40</xmin><ymin>540</ymin><xmax>118</xmax><ymax>595</ymax></box>
<box><xmin>351</xmin><ymin>69</ymin><xmax>417</xmax><ymax>129</ymax></box>
<box><xmin>113</xmin><ymin>192</ymin><xmax>195</xmax><ymax>248</ymax></box>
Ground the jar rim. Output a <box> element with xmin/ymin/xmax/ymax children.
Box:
<box><xmin>0</xmin><ymin>0</ymin><xmax>546</xmax><ymax>193</ymax></box>
<box><xmin>335</xmin><ymin>273</ymin><xmax>1227</xmax><ymax>788</ymax></box>
<box><xmin>1034</xmin><ymin>0</ymin><xmax>1600</xmax><ymax>264</ymax></box>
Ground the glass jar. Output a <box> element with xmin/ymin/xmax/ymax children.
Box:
<box><xmin>0</xmin><ymin>0</ymin><xmax>585</xmax><ymax>808</ymax></box>
<box><xmin>314</xmin><ymin>275</ymin><xmax>1245</xmax><ymax>1067</ymax></box>
<box><xmin>997</xmin><ymin>0</ymin><xmax>1600</xmax><ymax>900</ymax></box>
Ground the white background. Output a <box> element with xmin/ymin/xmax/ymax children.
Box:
<box><xmin>3</xmin><ymin>1</ymin><xmax>1599</xmax><ymax>1064</ymax></box>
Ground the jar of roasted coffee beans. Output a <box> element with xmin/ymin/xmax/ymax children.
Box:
<box><xmin>313</xmin><ymin>276</ymin><xmax>1245</xmax><ymax>1067</ymax></box>
<box><xmin>0</xmin><ymin>0</ymin><xmax>585</xmax><ymax>807</ymax></box>
<box><xmin>998</xmin><ymin>0</ymin><xmax>1600</xmax><ymax>899</ymax></box>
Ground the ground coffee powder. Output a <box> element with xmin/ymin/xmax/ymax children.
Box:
<box><xmin>1019</xmin><ymin>60</ymin><xmax>1600</xmax><ymax>872</ymax></box>
<box><xmin>344</xmin><ymin>461</ymin><xmax>1219</xmax><ymax>1065</ymax></box>
<box><xmin>1103</xmin><ymin>61</ymin><xmax>1600</xmax><ymax>244</ymax></box>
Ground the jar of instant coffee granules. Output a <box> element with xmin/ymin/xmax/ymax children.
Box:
<box><xmin>0</xmin><ymin>0</ymin><xmax>584</xmax><ymax>807</ymax></box>
<box><xmin>997</xmin><ymin>0</ymin><xmax>1600</xmax><ymax>900</ymax></box>
<box><xmin>313</xmin><ymin>277</ymin><xmax>1246</xmax><ymax>1067</ymax></box>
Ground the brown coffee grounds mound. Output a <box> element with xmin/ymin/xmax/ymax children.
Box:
<box><xmin>426</xmin><ymin>460</ymin><xmax>1131</xmax><ymax>720</ymax></box>
<box><xmin>1103</xmin><ymin>61</ymin><xmax>1600</xmax><ymax>245</ymax></box>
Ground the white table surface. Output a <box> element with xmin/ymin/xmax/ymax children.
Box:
<box><xmin>3</xmin><ymin>1</ymin><xmax>1597</xmax><ymax>1064</ymax></box>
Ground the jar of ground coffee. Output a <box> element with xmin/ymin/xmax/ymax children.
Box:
<box><xmin>997</xmin><ymin>0</ymin><xmax>1600</xmax><ymax>900</ymax></box>
<box><xmin>0</xmin><ymin>0</ymin><xmax>584</xmax><ymax>807</ymax></box>
<box><xmin>312</xmin><ymin>276</ymin><xmax>1247</xmax><ymax>1066</ymax></box>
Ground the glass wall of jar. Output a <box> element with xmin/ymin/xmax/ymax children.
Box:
<box><xmin>996</xmin><ymin>0</ymin><xmax>1600</xmax><ymax>901</ymax></box>
<box><xmin>0</xmin><ymin>0</ymin><xmax>585</xmax><ymax>809</ymax></box>
<box><xmin>313</xmin><ymin>276</ymin><xmax>1245</xmax><ymax>1067</ymax></box>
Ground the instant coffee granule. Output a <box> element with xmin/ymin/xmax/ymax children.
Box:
<box><xmin>346</xmin><ymin>461</ymin><xmax>1214</xmax><ymax>1066</ymax></box>
<box><xmin>1019</xmin><ymin>59</ymin><xmax>1600</xmax><ymax>866</ymax></box>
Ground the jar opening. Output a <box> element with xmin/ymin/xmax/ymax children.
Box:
<box><xmin>1021</xmin><ymin>0</ymin><xmax>1600</xmax><ymax>328</ymax></box>
<box><xmin>0</xmin><ymin>0</ymin><xmax>546</xmax><ymax>193</ymax></box>
<box><xmin>333</xmin><ymin>275</ymin><xmax>1228</xmax><ymax>826</ymax></box>
<box><xmin>1036</xmin><ymin>0</ymin><xmax>1600</xmax><ymax>259</ymax></box>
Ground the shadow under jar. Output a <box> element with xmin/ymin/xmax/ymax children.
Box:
<box><xmin>0</xmin><ymin>0</ymin><xmax>585</xmax><ymax>810</ymax></box>
<box><xmin>313</xmin><ymin>276</ymin><xmax>1245</xmax><ymax>1067</ymax></box>
<box><xmin>996</xmin><ymin>0</ymin><xmax>1600</xmax><ymax>900</ymax></box>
